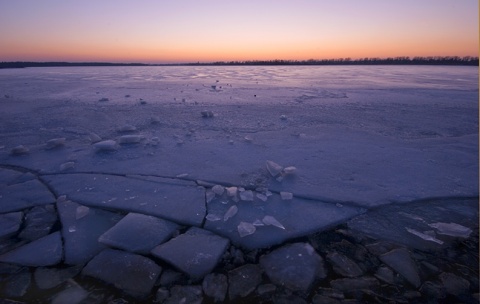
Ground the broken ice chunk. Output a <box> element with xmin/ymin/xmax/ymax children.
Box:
<box><xmin>262</xmin><ymin>216</ymin><xmax>286</xmax><ymax>230</ymax></box>
<box><xmin>50</xmin><ymin>282</ymin><xmax>88</xmax><ymax>304</ymax></box>
<box><xmin>280</xmin><ymin>192</ymin><xmax>293</xmax><ymax>200</ymax></box>
<box><xmin>75</xmin><ymin>206</ymin><xmax>90</xmax><ymax>220</ymax></box>
<box><xmin>0</xmin><ymin>212</ymin><xmax>23</xmax><ymax>239</ymax></box>
<box><xmin>237</xmin><ymin>222</ymin><xmax>256</xmax><ymax>238</ymax></box>
<box><xmin>252</xmin><ymin>219</ymin><xmax>265</xmax><ymax>227</ymax></box>
<box><xmin>266</xmin><ymin>160</ymin><xmax>283</xmax><ymax>177</ymax></box>
<box><xmin>283</xmin><ymin>166</ymin><xmax>297</xmax><ymax>175</ymax></box>
<box><xmin>256</xmin><ymin>193</ymin><xmax>268</xmax><ymax>202</ymax></box>
<box><xmin>226</xmin><ymin>187</ymin><xmax>238</xmax><ymax>197</ymax></box>
<box><xmin>224</xmin><ymin>205</ymin><xmax>238</xmax><ymax>222</ymax></box>
<box><xmin>46</xmin><ymin>138</ymin><xmax>66</xmax><ymax>149</ymax></box>
<box><xmin>118</xmin><ymin>135</ymin><xmax>144</xmax><ymax>144</ymax></box>
<box><xmin>117</xmin><ymin>124</ymin><xmax>136</xmax><ymax>133</ymax></box>
<box><xmin>212</xmin><ymin>185</ymin><xmax>225</xmax><ymax>196</ymax></box>
<box><xmin>10</xmin><ymin>145</ymin><xmax>29</xmax><ymax>156</ymax></box>
<box><xmin>93</xmin><ymin>140</ymin><xmax>117</xmax><ymax>152</ymax></box>
<box><xmin>89</xmin><ymin>133</ymin><xmax>102</xmax><ymax>143</ymax></box>
<box><xmin>239</xmin><ymin>190</ymin><xmax>254</xmax><ymax>201</ymax></box>
<box><xmin>206</xmin><ymin>214</ymin><xmax>222</xmax><ymax>222</ymax></box>
<box><xmin>280</xmin><ymin>115</ymin><xmax>287</xmax><ymax>120</ymax></box>
<box><xmin>205</xmin><ymin>190</ymin><xmax>216</xmax><ymax>203</ymax></box>
<box><xmin>60</xmin><ymin>162</ymin><xmax>75</xmax><ymax>171</ymax></box>
<box><xmin>244</xmin><ymin>135</ymin><xmax>253</xmax><ymax>142</ymax></box>
<box><xmin>201</xmin><ymin>110</ymin><xmax>214</xmax><ymax>118</ymax></box>
<box><xmin>428</xmin><ymin>222</ymin><xmax>472</xmax><ymax>238</ymax></box>
<box><xmin>405</xmin><ymin>227</ymin><xmax>444</xmax><ymax>244</ymax></box>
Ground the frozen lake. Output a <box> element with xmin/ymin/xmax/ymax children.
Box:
<box><xmin>0</xmin><ymin>65</ymin><xmax>478</xmax><ymax>302</ymax></box>
<box><xmin>0</xmin><ymin>65</ymin><xmax>478</xmax><ymax>104</ymax></box>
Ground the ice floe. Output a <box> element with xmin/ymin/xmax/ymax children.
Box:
<box><xmin>82</xmin><ymin>248</ymin><xmax>161</xmax><ymax>298</ymax></box>
<box><xmin>98</xmin><ymin>212</ymin><xmax>179</xmax><ymax>254</ymax></box>
<box><xmin>0</xmin><ymin>231</ymin><xmax>62</xmax><ymax>266</ymax></box>
<box><xmin>151</xmin><ymin>227</ymin><xmax>229</xmax><ymax>280</ymax></box>
<box><xmin>260</xmin><ymin>243</ymin><xmax>325</xmax><ymax>292</ymax></box>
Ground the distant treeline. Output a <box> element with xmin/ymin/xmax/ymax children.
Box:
<box><xmin>0</xmin><ymin>62</ymin><xmax>149</xmax><ymax>69</ymax></box>
<box><xmin>202</xmin><ymin>56</ymin><xmax>479</xmax><ymax>66</ymax></box>
<box><xmin>0</xmin><ymin>56</ymin><xmax>478</xmax><ymax>68</ymax></box>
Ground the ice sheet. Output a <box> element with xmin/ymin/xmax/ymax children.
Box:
<box><xmin>0</xmin><ymin>65</ymin><xmax>477</xmax><ymax>249</ymax></box>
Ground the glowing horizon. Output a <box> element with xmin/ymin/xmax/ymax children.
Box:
<box><xmin>0</xmin><ymin>0</ymin><xmax>477</xmax><ymax>64</ymax></box>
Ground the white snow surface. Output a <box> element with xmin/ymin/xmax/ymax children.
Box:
<box><xmin>0</xmin><ymin>65</ymin><xmax>477</xmax><ymax>207</ymax></box>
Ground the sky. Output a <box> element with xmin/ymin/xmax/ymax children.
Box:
<box><xmin>0</xmin><ymin>0</ymin><xmax>478</xmax><ymax>63</ymax></box>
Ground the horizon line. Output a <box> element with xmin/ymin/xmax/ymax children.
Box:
<box><xmin>0</xmin><ymin>56</ymin><xmax>478</xmax><ymax>67</ymax></box>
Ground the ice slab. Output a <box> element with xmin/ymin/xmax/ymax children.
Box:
<box><xmin>82</xmin><ymin>248</ymin><xmax>161</xmax><ymax>298</ymax></box>
<box><xmin>228</xmin><ymin>264</ymin><xmax>263</xmax><ymax>300</ymax></box>
<box><xmin>166</xmin><ymin>285</ymin><xmax>203</xmax><ymax>304</ymax></box>
<box><xmin>0</xmin><ymin>231</ymin><xmax>62</xmax><ymax>266</ymax></box>
<box><xmin>35</xmin><ymin>265</ymin><xmax>83</xmax><ymax>289</ymax></box>
<box><xmin>57</xmin><ymin>199</ymin><xmax>123</xmax><ymax>265</ymax></box>
<box><xmin>46</xmin><ymin>173</ymin><xmax>205</xmax><ymax>226</ymax></box>
<box><xmin>18</xmin><ymin>205</ymin><xmax>57</xmax><ymax>241</ymax></box>
<box><xmin>2</xmin><ymin>269</ymin><xmax>31</xmax><ymax>297</ymax></box>
<box><xmin>202</xmin><ymin>273</ymin><xmax>228</xmax><ymax>302</ymax></box>
<box><xmin>151</xmin><ymin>227</ymin><xmax>229</xmax><ymax>280</ymax></box>
<box><xmin>51</xmin><ymin>282</ymin><xmax>88</xmax><ymax>304</ymax></box>
<box><xmin>99</xmin><ymin>212</ymin><xmax>180</xmax><ymax>254</ymax></box>
<box><xmin>0</xmin><ymin>178</ymin><xmax>55</xmax><ymax>213</ymax></box>
<box><xmin>1</xmin><ymin>127</ymin><xmax>476</xmax><ymax>208</ymax></box>
<box><xmin>0</xmin><ymin>211</ymin><xmax>23</xmax><ymax>239</ymax></box>
<box><xmin>348</xmin><ymin>197</ymin><xmax>478</xmax><ymax>251</ymax></box>
<box><xmin>260</xmin><ymin>243</ymin><xmax>325</xmax><ymax>292</ymax></box>
<box><xmin>204</xmin><ymin>193</ymin><xmax>364</xmax><ymax>250</ymax></box>
<box><xmin>0</xmin><ymin>168</ymin><xmax>23</xmax><ymax>183</ymax></box>
<box><xmin>326</xmin><ymin>251</ymin><xmax>364</xmax><ymax>277</ymax></box>
<box><xmin>380</xmin><ymin>248</ymin><xmax>421</xmax><ymax>288</ymax></box>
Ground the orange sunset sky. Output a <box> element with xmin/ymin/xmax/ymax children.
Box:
<box><xmin>0</xmin><ymin>0</ymin><xmax>478</xmax><ymax>64</ymax></box>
